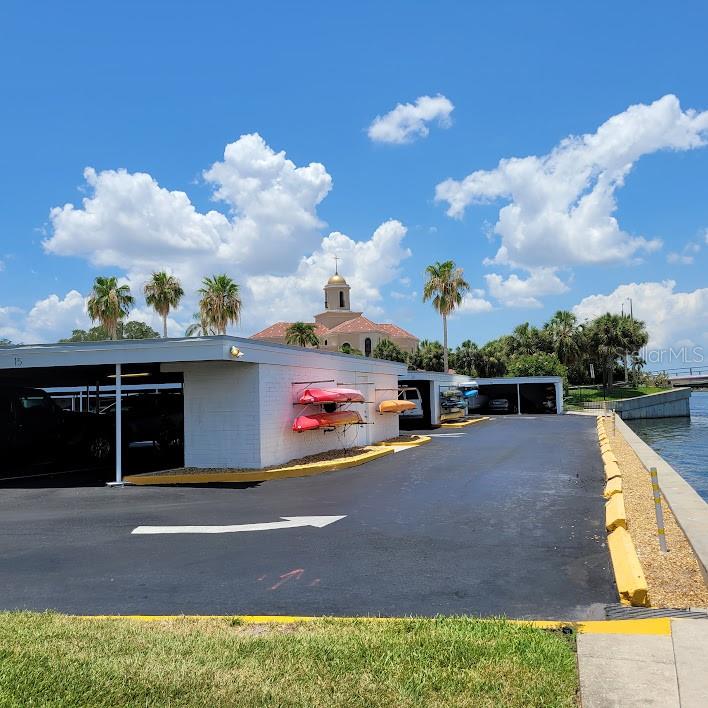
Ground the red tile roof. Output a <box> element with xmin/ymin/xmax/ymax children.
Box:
<box><xmin>376</xmin><ymin>322</ymin><xmax>418</xmax><ymax>339</ymax></box>
<box><xmin>327</xmin><ymin>315</ymin><xmax>380</xmax><ymax>334</ymax></box>
<box><xmin>251</xmin><ymin>322</ymin><xmax>328</xmax><ymax>339</ymax></box>
<box><xmin>251</xmin><ymin>316</ymin><xmax>417</xmax><ymax>341</ymax></box>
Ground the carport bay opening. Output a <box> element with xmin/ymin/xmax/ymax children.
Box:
<box><xmin>0</xmin><ymin>360</ymin><xmax>185</xmax><ymax>484</ymax></box>
<box><xmin>0</xmin><ymin>337</ymin><xmax>407</xmax><ymax>484</ymax></box>
<box><xmin>399</xmin><ymin>372</ymin><xmax>564</xmax><ymax>425</ymax></box>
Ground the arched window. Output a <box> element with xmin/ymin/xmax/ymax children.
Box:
<box><xmin>365</xmin><ymin>337</ymin><xmax>372</xmax><ymax>357</ymax></box>
<box><xmin>324</xmin><ymin>339</ymin><xmax>328</xmax><ymax>346</ymax></box>
<box><xmin>339</xmin><ymin>291</ymin><xmax>345</xmax><ymax>308</ymax></box>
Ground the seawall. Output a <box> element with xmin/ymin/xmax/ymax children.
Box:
<box><xmin>611</xmin><ymin>415</ymin><xmax>708</xmax><ymax>583</ymax></box>
<box><xmin>613</xmin><ymin>388</ymin><xmax>691</xmax><ymax>420</ymax></box>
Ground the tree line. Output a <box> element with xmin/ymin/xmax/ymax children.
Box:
<box><xmin>370</xmin><ymin>310</ymin><xmax>649</xmax><ymax>389</ymax></box>
<box><xmin>3</xmin><ymin>262</ymin><xmax>650</xmax><ymax>391</ymax></box>
<box><xmin>59</xmin><ymin>273</ymin><xmax>242</xmax><ymax>342</ymax></box>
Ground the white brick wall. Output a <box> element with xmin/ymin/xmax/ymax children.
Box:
<box><xmin>174</xmin><ymin>359</ymin><xmax>401</xmax><ymax>469</ymax></box>
<box><xmin>258</xmin><ymin>363</ymin><xmax>400</xmax><ymax>468</ymax></box>
<box><xmin>180</xmin><ymin>361</ymin><xmax>261</xmax><ymax>468</ymax></box>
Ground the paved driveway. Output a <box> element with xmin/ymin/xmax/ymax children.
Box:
<box><xmin>0</xmin><ymin>415</ymin><xmax>615</xmax><ymax>619</ymax></box>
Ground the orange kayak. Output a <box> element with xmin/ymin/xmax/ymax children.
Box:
<box><xmin>378</xmin><ymin>399</ymin><xmax>416</xmax><ymax>413</ymax></box>
<box><xmin>292</xmin><ymin>410</ymin><xmax>363</xmax><ymax>432</ymax></box>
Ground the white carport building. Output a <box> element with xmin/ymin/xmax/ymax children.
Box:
<box><xmin>0</xmin><ymin>337</ymin><xmax>406</xmax><ymax>483</ymax></box>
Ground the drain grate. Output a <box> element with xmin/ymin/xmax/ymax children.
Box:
<box><xmin>605</xmin><ymin>603</ymin><xmax>708</xmax><ymax>620</ymax></box>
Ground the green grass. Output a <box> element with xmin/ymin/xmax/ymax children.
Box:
<box><xmin>0</xmin><ymin>613</ymin><xmax>578</xmax><ymax>708</ymax></box>
<box><xmin>566</xmin><ymin>386</ymin><xmax>669</xmax><ymax>409</ymax></box>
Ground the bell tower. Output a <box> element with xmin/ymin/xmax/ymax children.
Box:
<box><xmin>323</xmin><ymin>258</ymin><xmax>351</xmax><ymax>311</ymax></box>
<box><xmin>314</xmin><ymin>259</ymin><xmax>361</xmax><ymax>329</ymax></box>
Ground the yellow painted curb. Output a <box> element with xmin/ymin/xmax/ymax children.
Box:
<box><xmin>603</xmin><ymin>476</ymin><xmax>623</xmax><ymax>499</ymax></box>
<box><xmin>606</xmin><ymin>493</ymin><xmax>627</xmax><ymax>531</ymax></box>
<box><xmin>604</xmin><ymin>460</ymin><xmax>621</xmax><ymax>481</ymax></box>
<box><xmin>440</xmin><ymin>416</ymin><xmax>489</xmax><ymax>429</ymax></box>
<box><xmin>601</xmin><ymin>450</ymin><xmax>618</xmax><ymax>465</ymax></box>
<box><xmin>374</xmin><ymin>435</ymin><xmax>431</xmax><ymax>448</ymax></box>
<box><xmin>125</xmin><ymin>446</ymin><xmax>395</xmax><ymax>485</ymax></box>
<box><xmin>607</xmin><ymin>527</ymin><xmax>650</xmax><ymax>607</ymax></box>
<box><xmin>78</xmin><ymin>615</ymin><xmax>670</xmax><ymax>634</ymax></box>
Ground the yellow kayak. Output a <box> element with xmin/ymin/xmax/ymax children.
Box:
<box><xmin>378</xmin><ymin>399</ymin><xmax>416</xmax><ymax>414</ymax></box>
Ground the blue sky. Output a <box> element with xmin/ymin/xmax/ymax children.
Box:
<box><xmin>1</xmin><ymin>0</ymin><xmax>707</xmax><ymax>363</ymax></box>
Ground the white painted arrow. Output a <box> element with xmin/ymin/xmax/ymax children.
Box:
<box><xmin>131</xmin><ymin>515</ymin><xmax>347</xmax><ymax>535</ymax></box>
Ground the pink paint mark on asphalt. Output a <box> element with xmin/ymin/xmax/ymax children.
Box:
<box><xmin>257</xmin><ymin>575</ymin><xmax>266</xmax><ymax>582</ymax></box>
<box><xmin>308</xmin><ymin>579</ymin><xmax>320</xmax><ymax>587</ymax></box>
<box><xmin>269</xmin><ymin>568</ymin><xmax>304</xmax><ymax>591</ymax></box>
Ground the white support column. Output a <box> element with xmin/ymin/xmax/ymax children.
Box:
<box><xmin>108</xmin><ymin>363</ymin><xmax>124</xmax><ymax>487</ymax></box>
<box><xmin>516</xmin><ymin>383</ymin><xmax>521</xmax><ymax>415</ymax></box>
<box><xmin>555</xmin><ymin>381</ymin><xmax>564</xmax><ymax>414</ymax></box>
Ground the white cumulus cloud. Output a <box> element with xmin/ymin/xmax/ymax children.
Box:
<box><xmin>368</xmin><ymin>94</ymin><xmax>454</xmax><ymax>144</ymax></box>
<box><xmin>0</xmin><ymin>291</ymin><xmax>89</xmax><ymax>344</ymax></box>
<box><xmin>666</xmin><ymin>241</ymin><xmax>700</xmax><ymax>265</ymax></box>
<box><xmin>44</xmin><ymin>133</ymin><xmax>332</xmax><ymax>277</ymax></box>
<box><xmin>573</xmin><ymin>280</ymin><xmax>708</xmax><ymax>352</ymax></box>
<box><xmin>484</xmin><ymin>268</ymin><xmax>569</xmax><ymax>308</ymax></box>
<box><xmin>436</xmin><ymin>95</ymin><xmax>708</xmax><ymax>270</ymax></box>
<box><xmin>3</xmin><ymin>135</ymin><xmax>413</xmax><ymax>343</ymax></box>
<box><xmin>246</xmin><ymin>220</ymin><xmax>412</xmax><ymax>328</ymax></box>
<box><xmin>457</xmin><ymin>288</ymin><xmax>494</xmax><ymax>314</ymax></box>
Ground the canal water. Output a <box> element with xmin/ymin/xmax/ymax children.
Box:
<box><xmin>627</xmin><ymin>391</ymin><xmax>708</xmax><ymax>502</ymax></box>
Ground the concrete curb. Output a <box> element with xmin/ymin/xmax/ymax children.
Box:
<box><xmin>606</xmin><ymin>493</ymin><xmax>627</xmax><ymax>531</ymax></box>
<box><xmin>373</xmin><ymin>435</ymin><xmax>431</xmax><ymax>447</ymax></box>
<box><xmin>607</xmin><ymin>527</ymin><xmax>649</xmax><ymax>606</ymax></box>
<box><xmin>598</xmin><ymin>417</ymin><xmax>650</xmax><ymax>607</ymax></box>
<box><xmin>603</xmin><ymin>477</ymin><xmax>622</xmax><ymax>499</ymax></box>
<box><xmin>77</xmin><ymin>615</ymin><xmax>671</xmax><ymax>634</ymax></box>
<box><xmin>613</xmin><ymin>416</ymin><xmax>708</xmax><ymax>584</ymax></box>
<box><xmin>440</xmin><ymin>416</ymin><xmax>490</xmax><ymax>429</ymax></box>
<box><xmin>124</xmin><ymin>446</ymin><xmax>396</xmax><ymax>485</ymax></box>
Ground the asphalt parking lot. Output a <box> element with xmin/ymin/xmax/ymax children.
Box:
<box><xmin>0</xmin><ymin>415</ymin><xmax>615</xmax><ymax>619</ymax></box>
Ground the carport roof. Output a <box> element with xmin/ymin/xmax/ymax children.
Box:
<box><xmin>402</xmin><ymin>371</ymin><xmax>562</xmax><ymax>385</ymax></box>
<box><xmin>0</xmin><ymin>335</ymin><xmax>407</xmax><ymax>375</ymax></box>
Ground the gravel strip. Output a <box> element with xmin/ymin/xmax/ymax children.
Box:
<box><xmin>136</xmin><ymin>446</ymin><xmax>370</xmax><ymax>477</ymax></box>
<box><xmin>601</xmin><ymin>417</ymin><xmax>708</xmax><ymax>607</ymax></box>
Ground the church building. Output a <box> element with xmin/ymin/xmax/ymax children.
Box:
<box><xmin>250</xmin><ymin>268</ymin><xmax>419</xmax><ymax>356</ymax></box>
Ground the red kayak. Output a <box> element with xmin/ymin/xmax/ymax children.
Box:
<box><xmin>297</xmin><ymin>387</ymin><xmax>365</xmax><ymax>404</ymax></box>
<box><xmin>292</xmin><ymin>410</ymin><xmax>363</xmax><ymax>432</ymax></box>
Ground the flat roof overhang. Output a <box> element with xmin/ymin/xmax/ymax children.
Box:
<box><xmin>0</xmin><ymin>335</ymin><xmax>408</xmax><ymax>377</ymax></box>
<box><xmin>401</xmin><ymin>371</ymin><xmax>562</xmax><ymax>385</ymax></box>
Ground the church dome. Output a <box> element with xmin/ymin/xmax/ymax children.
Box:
<box><xmin>327</xmin><ymin>273</ymin><xmax>347</xmax><ymax>285</ymax></box>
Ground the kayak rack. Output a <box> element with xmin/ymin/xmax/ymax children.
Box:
<box><xmin>290</xmin><ymin>379</ymin><xmax>335</xmax><ymax>386</ymax></box>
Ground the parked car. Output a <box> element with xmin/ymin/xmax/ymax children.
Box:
<box><xmin>0</xmin><ymin>386</ymin><xmax>88</xmax><ymax>465</ymax></box>
<box><xmin>95</xmin><ymin>392</ymin><xmax>183</xmax><ymax>460</ymax></box>
<box><xmin>399</xmin><ymin>387</ymin><xmax>423</xmax><ymax>419</ymax></box>
<box><xmin>489</xmin><ymin>397</ymin><xmax>516</xmax><ymax>413</ymax></box>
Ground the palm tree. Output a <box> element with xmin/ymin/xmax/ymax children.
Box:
<box><xmin>285</xmin><ymin>322</ymin><xmax>320</xmax><ymax>348</ymax></box>
<box><xmin>422</xmin><ymin>260</ymin><xmax>470</xmax><ymax>372</ymax></box>
<box><xmin>185</xmin><ymin>313</ymin><xmax>216</xmax><ymax>337</ymax></box>
<box><xmin>545</xmin><ymin>310</ymin><xmax>584</xmax><ymax>367</ymax></box>
<box><xmin>144</xmin><ymin>271</ymin><xmax>184</xmax><ymax>338</ymax></box>
<box><xmin>86</xmin><ymin>276</ymin><xmax>134</xmax><ymax>340</ymax></box>
<box><xmin>198</xmin><ymin>275</ymin><xmax>242</xmax><ymax>335</ymax></box>
<box><xmin>508</xmin><ymin>322</ymin><xmax>546</xmax><ymax>357</ymax></box>
<box><xmin>452</xmin><ymin>339</ymin><xmax>479</xmax><ymax>376</ymax></box>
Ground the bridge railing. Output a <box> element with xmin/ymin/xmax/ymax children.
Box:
<box><xmin>661</xmin><ymin>366</ymin><xmax>708</xmax><ymax>378</ymax></box>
